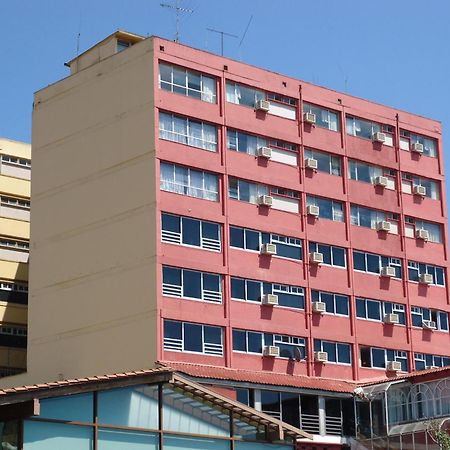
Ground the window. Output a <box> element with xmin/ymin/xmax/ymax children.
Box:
<box><xmin>230</xmin><ymin>226</ymin><xmax>303</xmax><ymax>260</ymax></box>
<box><xmin>267</xmin><ymin>92</ymin><xmax>297</xmax><ymax>106</ymax></box>
<box><xmin>348</xmin><ymin>160</ymin><xmax>394</xmax><ymax>186</ymax></box>
<box><xmin>401</xmin><ymin>173</ymin><xmax>440</xmax><ymax>199</ymax></box>
<box><xmin>309</xmin><ymin>242</ymin><xmax>346</xmax><ymax>267</ymax></box>
<box><xmin>314</xmin><ymin>340</ymin><xmax>351</xmax><ymax>364</ymax></box>
<box><xmin>303</xmin><ymin>103</ymin><xmax>339</xmax><ymax>131</ymax></box>
<box><xmin>0</xmin><ymin>238</ymin><xmax>29</xmax><ymax>251</ymax></box>
<box><xmin>227</xmin><ymin>129</ymin><xmax>298</xmax><ymax>165</ymax></box>
<box><xmin>0</xmin><ymin>196</ymin><xmax>30</xmax><ymax>210</ymax></box>
<box><xmin>346</xmin><ymin>116</ymin><xmax>394</xmax><ymax>145</ymax></box>
<box><xmin>229</xmin><ymin>178</ymin><xmax>268</xmax><ymax>203</ymax></box>
<box><xmin>162</xmin><ymin>266</ymin><xmax>222</xmax><ymax>303</ymax></box>
<box><xmin>117</xmin><ymin>40</ymin><xmax>131</xmax><ymax>52</ymax></box>
<box><xmin>226</xmin><ymin>82</ymin><xmax>265</xmax><ymax>108</ymax></box>
<box><xmin>400</xmin><ymin>130</ymin><xmax>437</xmax><ymax>157</ymax></box>
<box><xmin>159</xmin><ymin>112</ymin><xmax>217</xmax><ymax>151</ymax></box>
<box><xmin>0</xmin><ymin>154</ymin><xmax>31</xmax><ymax>168</ymax></box>
<box><xmin>233</xmin><ymin>329</ymin><xmax>306</xmax><ymax>359</ymax></box>
<box><xmin>0</xmin><ymin>326</ymin><xmax>27</xmax><ymax>348</ymax></box>
<box><xmin>353</xmin><ymin>250</ymin><xmax>402</xmax><ymax>278</ymax></box>
<box><xmin>304</xmin><ymin>148</ymin><xmax>340</xmax><ymax>175</ymax></box>
<box><xmin>404</xmin><ymin>217</ymin><xmax>442</xmax><ymax>243</ymax></box>
<box><xmin>159</xmin><ymin>63</ymin><xmax>216</xmax><ymax>103</ymax></box>
<box><xmin>161</xmin><ymin>213</ymin><xmax>221</xmax><ymax>252</ymax></box>
<box><xmin>311</xmin><ymin>290</ymin><xmax>349</xmax><ymax>316</ymax></box>
<box><xmin>408</xmin><ymin>260</ymin><xmax>445</xmax><ymax>286</ymax></box>
<box><xmin>356</xmin><ymin>298</ymin><xmax>406</xmax><ymax>325</ymax></box>
<box><xmin>360</xmin><ymin>347</ymin><xmax>408</xmax><ymax>371</ymax></box>
<box><xmin>306</xmin><ymin>196</ymin><xmax>344</xmax><ymax>222</ymax></box>
<box><xmin>351</xmin><ymin>205</ymin><xmax>398</xmax><ymax>231</ymax></box>
<box><xmin>231</xmin><ymin>277</ymin><xmax>305</xmax><ymax>309</ymax></box>
<box><xmin>163</xmin><ymin>320</ymin><xmax>223</xmax><ymax>355</ymax></box>
<box><xmin>411</xmin><ymin>307</ymin><xmax>448</xmax><ymax>331</ymax></box>
<box><xmin>0</xmin><ymin>281</ymin><xmax>28</xmax><ymax>305</ymax></box>
<box><xmin>160</xmin><ymin>163</ymin><xmax>219</xmax><ymax>201</ymax></box>
<box><xmin>414</xmin><ymin>353</ymin><xmax>450</xmax><ymax>371</ymax></box>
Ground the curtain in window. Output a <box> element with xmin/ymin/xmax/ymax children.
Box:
<box><xmin>188</xmin><ymin>171</ymin><xmax>203</xmax><ymax>198</ymax></box>
<box><xmin>201</xmin><ymin>76</ymin><xmax>215</xmax><ymax>103</ymax></box>
<box><xmin>187</xmin><ymin>121</ymin><xmax>203</xmax><ymax>148</ymax></box>
<box><xmin>174</xmin><ymin>166</ymin><xmax>188</xmax><ymax>195</ymax></box>
<box><xmin>159</xmin><ymin>113</ymin><xmax>173</xmax><ymax>140</ymax></box>
<box><xmin>226</xmin><ymin>83</ymin><xmax>236</xmax><ymax>103</ymax></box>
<box><xmin>160</xmin><ymin>164</ymin><xmax>174</xmax><ymax>192</ymax></box>
<box><xmin>202</xmin><ymin>124</ymin><xmax>217</xmax><ymax>151</ymax></box>
<box><xmin>328</xmin><ymin>112</ymin><xmax>338</xmax><ymax>131</ymax></box>
<box><xmin>203</xmin><ymin>173</ymin><xmax>218</xmax><ymax>201</ymax></box>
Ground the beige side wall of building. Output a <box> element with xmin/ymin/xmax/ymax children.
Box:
<box><xmin>0</xmin><ymin>38</ymin><xmax>158</xmax><ymax>387</ymax></box>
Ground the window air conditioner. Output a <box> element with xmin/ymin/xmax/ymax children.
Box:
<box><xmin>374</xmin><ymin>175</ymin><xmax>388</xmax><ymax>187</ymax></box>
<box><xmin>384</xmin><ymin>313</ymin><xmax>399</xmax><ymax>325</ymax></box>
<box><xmin>263</xmin><ymin>345</ymin><xmax>280</xmax><ymax>357</ymax></box>
<box><xmin>256</xmin><ymin>99</ymin><xmax>270</xmax><ymax>112</ymax></box>
<box><xmin>419</xmin><ymin>273</ymin><xmax>433</xmax><ymax>285</ymax></box>
<box><xmin>307</xmin><ymin>205</ymin><xmax>320</xmax><ymax>217</ymax></box>
<box><xmin>415</xmin><ymin>229</ymin><xmax>429</xmax><ymax>241</ymax></box>
<box><xmin>386</xmin><ymin>361</ymin><xmax>402</xmax><ymax>372</ymax></box>
<box><xmin>258</xmin><ymin>195</ymin><xmax>273</xmax><ymax>207</ymax></box>
<box><xmin>422</xmin><ymin>320</ymin><xmax>436</xmax><ymax>330</ymax></box>
<box><xmin>376</xmin><ymin>221</ymin><xmax>391</xmax><ymax>232</ymax></box>
<box><xmin>261</xmin><ymin>294</ymin><xmax>279</xmax><ymax>306</ymax></box>
<box><xmin>303</xmin><ymin>112</ymin><xmax>316</xmax><ymax>124</ymax></box>
<box><xmin>305</xmin><ymin>158</ymin><xmax>318</xmax><ymax>170</ymax></box>
<box><xmin>380</xmin><ymin>266</ymin><xmax>396</xmax><ymax>278</ymax></box>
<box><xmin>372</xmin><ymin>132</ymin><xmax>386</xmax><ymax>143</ymax></box>
<box><xmin>425</xmin><ymin>365</ymin><xmax>439</xmax><ymax>370</ymax></box>
<box><xmin>314</xmin><ymin>351</ymin><xmax>328</xmax><ymax>363</ymax></box>
<box><xmin>312</xmin><ymin>301</ymin><xmax>326</xmax><ymax>314</ymax></box>
<box><xmin>413</xmin><ymin>185</ymin><xmax>426</xmax><ymax>196</ymax></box>
<box><xmin>260</xmin><ymin>243</ymin><xmax>277</xmax><ymax>256</ymax></box>
<box><xmin>309</xmin><ymin>252</ymin><xmax>324</xmax><ymax>264</ymax></box>
<box><xmin>256</xmin><ymin>146</ymin><xmax>272</xmax><ymax>159</ymax></box>
<box><xmin>412</xmin><ymin>142</ymin><xmax>424</xmax><ymax>153</ymax></box>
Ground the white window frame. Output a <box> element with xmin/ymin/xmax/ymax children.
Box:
<box><xmin>304</xmin><ymin>148</ymin><xmax>341</xmax><ymax>175</ymax></box>
<box><xmin>309</xmin><ymin>242</ymin><xmax>347</xmax><ymax>268</ymax></box>
<box><xmin>408</xmin><ymin>260</ymin><xmax>445</xmax><ymax>287</ymax></box>
<box><xmin>353</xmin><ymin>251</ymin><xmax>402</xmax><ymax>278</ymax></box>
<box><xmin>314</xmin><ymin>339</ymin><xmax>352</xmax><ymax>365</ymax></box>
<box><xmin>306</xmin><ymin>196</ymin><xmax>344</xmax><ymax>222</ymax></box>
<box><xmin>311</xmin><ymin>290</ymin><xmax>349</xmax><ymax>317</ymax></box>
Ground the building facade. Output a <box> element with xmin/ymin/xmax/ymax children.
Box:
<box><xmin>0</xmin><ymin>139</ymin><xmax>30</xmax><ymax>378</ymax></box>
<box><xmin>7</xmin><ymin>30</ymin><xmax>449</xmax><ymax>446</ymax></box>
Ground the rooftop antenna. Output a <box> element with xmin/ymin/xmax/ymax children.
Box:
<box><xmin>160</xmin><ymin>0</ymin><xmax>193</xmax><ymax>42</ymax></box>
<box><xmin>207</xmin><ymin>28</ymin><xmax>238</xmax><ymax>56</ymax></box>
<box><xmin>239</xmin><ymin>15</ymin><xmax>253</xmax><ymax>47</ymax></box>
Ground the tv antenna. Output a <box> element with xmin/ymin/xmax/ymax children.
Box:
<box><xmin>207</xmin><ymin>28</ymin><xmax>238</xmax><ymax>56</ymax></box>
<box><xmin>160</xmin><ymin>0</ymin><xmax>193</xmax><ymax>43</ymax></box>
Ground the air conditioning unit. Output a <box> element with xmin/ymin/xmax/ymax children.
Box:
<box><xmin>303</xmin><ymin>112</ymin><xmax>316</xmax><ymax>124</ymax></box>
<box><xmin>258</xmin><ymin>195</ymin><xmax>273</xmax><ymax>207</ymax></box>
<box><xmin>307</xmin><ymin>205</ymin><xmax>320</xmax><ymax>217</ymax></box>
<box><xmin>376</xmin><ymin>221</ymin><xmax>391</xmax><ymax>232</ymax></box>
<box><xmin>309</xmin><ymin>252</ymin><xmax>324</xmax><ymax>264</ymax></box>
<box><xmin>256</xmin><ymin>146</ymin><xmax>272</xmax><ymax>159</ymax></box>
<box><xmin>262</xmin><ymin>294</ymin><xmax>279</xmax><ymax>306</ymax></box>
<box><xmin>380</xmin><ymin>266</ymin><xmax>396</xmax><ymax>278</ymax></box>
<box><xmin>256</xmin><ymin>99</ymin><xmax>270</xmax><ymax>112</ymax></box>
<box><xmin>260</xmin><ymin>243</ymin><xmax>277</xmax><ymax>256</ymax></box>
<box><xmin>411</xmin><ymin>142</ymin><xmax>424</xmax><ymax>153</ymax></box>
<box><xmin>422</xmin><ymin>320</ymin><xmax>436</xmax><ymax>330</ymax></box>
<box><xmin>314</xmin><ymin>351</ymin><xmax>328</xmax><ymax>363</ymax></box>
<box><xmin>426</xmin><ymin>365</ymin><xmax>439</xmax><ymax>370</ymax></box>
<box><xmin>386</xmin><ymin>361</ymin><xmax>402</xmax><ymax>372</ymax></box>
<box><xmin>305</xmin><ymin>158</ymin><xmax>318</xmax><ymax>170</ymax></box>
<box><xmin>372</xmin><ymin>132</ymin><xmax>386</xmax><ymax>143</ymax></box>
<box><xmin>419</xmin><ymin>273</ymin><xmax>433</xmax><ymax>285</ymax></box>
<box><xmin>413</xmin><ymin>185</ymin><xmax>426</xmax><ymax>196</ymax></box>
<box><xmin>384</xmin><ymin>313</ymin><xmax>400</xmax><ymax>325</ymax></box>
<box><xmin>416</xmin><ymin>229</ymin><xmax>429</xmax><ymax>241</ymax></box>
<box><xmin>263</xmin><ymin>345</ymin><xmax>280</xmax><ymax>357</ymax></box>
<box><xmin>312</xmin><ymin>301</ymin><xmax>326</xmax><ymax>314</ymax></box>
<box><xmin>374</xmin><ymin>175</ymin><xmax>388</xmax><ymax>187</ymax></box>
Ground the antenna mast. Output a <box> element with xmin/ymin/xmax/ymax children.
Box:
<box><xmin>207</xmin><ymin>28</ymin><xmax>238</xmax><ymax>56</ymax></box>
<box><xmin>160</xmin><ymin>0</ymin><xmax>193</xmax><ymax>42</ymax></box>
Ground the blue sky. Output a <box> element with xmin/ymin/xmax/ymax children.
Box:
<box><xmin>1</xmin><ymin>0</ymin><xmax>450</xmax><ymax>197</ymax></box>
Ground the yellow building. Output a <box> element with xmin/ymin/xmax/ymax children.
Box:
<box><xmin>0</xmin><ymin>138</ymin><xmax>30</xmax><ymax>377</ymax></box>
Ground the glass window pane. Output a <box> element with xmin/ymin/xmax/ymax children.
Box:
<box><xmin>246</xmin><ymin>280</ymin><xmax>261</xmax><ymax>302</ymax></box>
<box><xmin>367</xmin><ymin>300</ymin><xmax>381</xmax><ymax>320</ymax></box>
<box><xmin>162</xmin><ymin>213</ymin><xmax>180</xmax><ymax>233</ymax></box>
<box><xmin>98</xmin><ymin>429</ymin><xmax>158</xmax><ymax>450</ymax></box>
<box><xmin>183</xmin><ymin>270</ymin><xmax>202</xmax><ymax>298</ymax></box>
<box><xmin>276</xmin><ymin>243</ymin><xmax>302</xmax><ymax>260</ymax></box>
<box><xmin>332</xmin><ymin>247</ymin><xmax>345</xmax><ymax>267</ymax></box>
<box><xmin>164</xmin><ymin>320</ymin><xmax>181</xmax><ymax>339</ymax></box>
<box><xmin>202</xmin><ymin>221</ymin><xmax>219</xmax><ymax>240</ymax></box>
<box><xmin>164</xmin><ymin>436</ymin><xmax>229</xmax><ymax>450</ymax></box>
<box><xmin>318</xmin><ymin>244</ymin><xmax>332</xmax><ymax>264</ymax></box>
<box><xmin>98</xmin><ymin>386</ymin><xmax>158</xmax><ymax>429</ymax></box>
<box><xmin>372</xmin><ymin>348</ymin><xmax>385</xmax><ymax>368</ymax></box>
<box><xmin>39</xmin><ymin>393</ymin><xmax>93</xmax><ymax>422</ymax></box>
<box><xmin>233</xmin><ymin>330</ymin><xmax>246</xmax><ymax>351</ymax></box>
<box><xmin>323</xmin><ymin>341</ymin><xmax>337</xmax><ymax>362</ymax></box>
<box><xmin>231</xmin><ymin>278</ymin><xmax>245</xmax><ymax>299</ymax></box>
<box><xmin>337</xmin><ymin>344</ymin><xmax>351</xmax><ymax>363</ymax></box>
<box><xmin>245</xmin><ymin>230</ymin><xmax>260</xmax><ymax>250</ymax></box>
<box><xmin>203</xmin><ymin>273</ymin><xmax>220</xmax><ymax>293</ymax></box>
<box><xmin>159</xmin><ymin>64</ymin><xmax>172</xmax><ymax>83</ymax></box>
<box><xmin>356</xmin><ymin>298</ymin><xmax>366</xmax><ymax>318</ymax></box>
<box><xmin>230</xmin><ymin>227</ymin><xmax>244</xmax><ymax>248</ymax></box>
<box><xmin>204</xmin><ymin>326</ymin><xmax>221</xmax><ymax>344</ymax></box>
<box><xmin>23</xmin><ymin>421</ymin><xmax>93</xmax><ymax>450</ymax></box>
<box><xmin>353</xmin><ymin>252</ymin><xmax>366</xmax><ymax>271</ymax></box>
<box><xmin>336</xmin><ymin>295</ymin><xmax>349</xmax><ymax>315</ymax></box>
<box><xmin>367</xmin><ymin>254</ymin><xmax>380</xmax><ymax>273</ymax></box>
<box><xmin>163</xmin><ymin>266</ymin><xmax>181</xmax><ymax>286</ymax></box>
<box><xmin>183</xmin><ymin>323</ymin><xmax>202</xmax><ymax>352</ymax></box>
<box><xmin>247</xmin><ymin>332</ymin><xmax>263</xmax><ymax>353</ymax></box>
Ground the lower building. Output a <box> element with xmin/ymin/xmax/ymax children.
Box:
<box><xmin>0</xmin><ymin>138</ymin><xmax>30</xmax><ymax>377</ymax></box>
